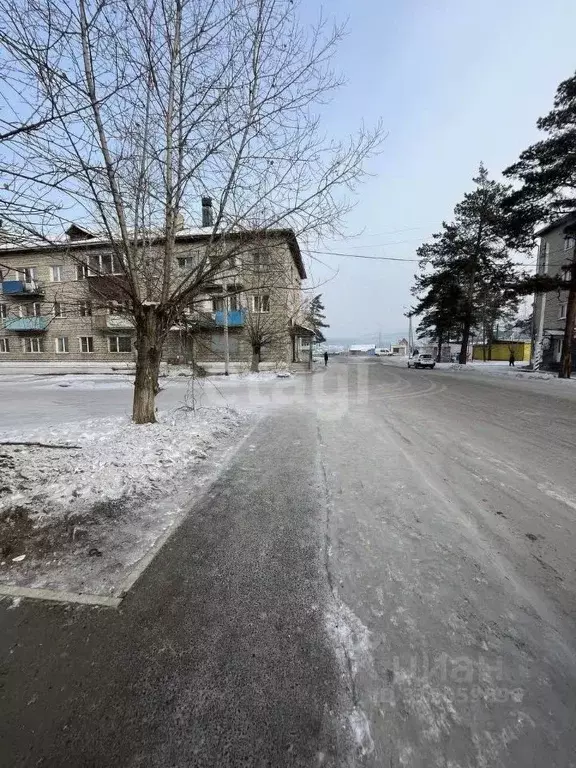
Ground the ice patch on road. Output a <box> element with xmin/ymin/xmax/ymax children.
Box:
<box><xmin>325</xmin><ymin>600</ymin><xmax>371</xmax><ymax>677</ymax></box>
<box><xmin>325</xmin><ymin>600</ymin><xmax>374</xmax><ymax>757</ymax></box>
<box><xmin>538</xmin><ymin>483</ymin><xmax>576</xmax><ymax>513</ymax></box>
<box><xmin>347</xmin><ymin>707</ymin><xmax>374</xmax><ymax>757</ymax></box>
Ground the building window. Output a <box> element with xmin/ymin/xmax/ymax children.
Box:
<box><xmin>50</xmin><ymin>265</ymin><xmax>63</xmax><ymax>282</ymax></box>
<box><xmin>76</xmin><ymin>263</ymin><xmax>89</xmax><ymax>280</ymax></box>
<box><xmin>561</xmin><ymin>267</ymin><xmax>572</xmax><ymax>283</ymax></box>
<box><xmin>253</xmin><ymin>249</ymin><xmax>269</xmax><ymax>269</ymax></box>
<box><xmin>108</xmin><ymin>336</ymin><xmax>132</xmax><ymax>353</ymax></box>
<box><xmin>251</xmin><ymin>295</ymin><xmax>270</xmax><ymax>313</ymax></box>
<box><xmin>55</xmin><ymin>336</ymin><xmax>69</xmax><ymax>353</ymax></box>
<box><xmin>0</xmin><ymin>338</ymin><xmax>9</xmax><ymax>353</ymax></box>
<box><xmin>538</xmin><ymin>242</ymin><xmax>549</xmax><ymax>272</ymax></box>
<box><xmin>79</xmin><ymin>300</ymin><xmax>92</xmax><ymax>317</ymax></box>
<box><xmin>177</xmin><ymin>256</ymin><xmax>195</xmax><ymax>269</ymax></box>
<box><xmin>227</xmin><ymin>291</ymin><xmax>239</xmax><ymax>311</ymax></box>
<box><xmin>0</xmin><ymin>304</ymin><xmax>6</xmax><ymax>319</ymax></box>
<box><xmin>559</xmin><ymin>303</ymin><xmax>567</xmax><ymax>320</ymax></box>
<box><xmin>16</xmin><ymin>267</ymin><xmax>37</xmax><ymax>282</ymax></box>
<box><xmin>23</xmin><ymin>337</ymin><xmax>43</xmax><ymax>353</ymax></box>
<box><xmin>80</xmin><ymin>336</ymin><xmax>94</xmax><ymax>353</ymax></box>
<box><xmin>21</xmin><ymin>302</ymin><xmax>41</xmax><ymax>318</ymax></box>
<box><xmin>212</xmin><ymin>296</ymin><xmax>225</xmax><ymax>312</ymax></box>
<box><xmin>53</xmin><ymin>301</ymin><xmax>66</xmax><ymax>318</ymax></box>
<box><xmin>564</xmin><ymin>236</ymin><xmax>575</xmax><ymax>251</ymax></box>
<box><xmin>88</xmin><ymin>252</ymin><xmax>123</xmax><ymax>275</ymax></box>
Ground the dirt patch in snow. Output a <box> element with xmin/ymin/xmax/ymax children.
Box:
<box><xmin>0</xmin><ymin>407</ymin><xmax>255</xmax><ymax>597</ymax></box>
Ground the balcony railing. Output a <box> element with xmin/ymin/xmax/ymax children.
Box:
<box><xmin>4</xmin><ymin>316</ymin><xmax>50</xmax><ymax>331</ymax></box>
<box><xmin>94</xmin><ymin>314</ymin><xmax>134</xmax><ymax>331</ymax></box>
<box><xmin>2</xmin><ymin>280</ymin><xmax>44</xmax><ymax>297</ymax></box>
<box><xmin>170</xmin><ymin>309</ymin><xmax>246</xmax><ymax>332</ymax></box>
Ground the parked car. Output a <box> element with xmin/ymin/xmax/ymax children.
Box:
<box><xmin>407</xmin><ymin>353</ymin><xmax>436</xmax><ymax>369</ymax></box>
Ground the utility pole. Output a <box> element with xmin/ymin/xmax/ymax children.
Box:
<box><xmin>408</xmin><ymin>313</ymin><xmax>413</xmax><ymax>355</ymax></box>
<box><xmin>223</xmin><ymin>293</ymin><xmax>230</xmax><ymax>376</ymax></box>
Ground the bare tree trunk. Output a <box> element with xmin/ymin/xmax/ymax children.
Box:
<box><xmin>251</xmin><ymin>344</ymin><xmax>261</xmax><ymax>373</ymax></box>
<box><xmin>559</xmin><ymin>274</ymin><xmax>576</xmax><ymax>378</ymax></box>
<box><xmin>436</xmin><ymin>330</ymin><xmax>443</xmax><ymax>363</ymax></box>
<box><xmin>459</xmin><ymin>319</ymin><xmax>471</xmax><ymax>365</ymax></box>
<box><xmin>133</xmin><ymin>306</ymin><xmax>164</xmax><ymax>423</ymax></box>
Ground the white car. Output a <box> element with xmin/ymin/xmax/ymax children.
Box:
<box><xmin>407</xmin><ymin>353</ymin><xmax>435</xmax><ymax>370</ymax></box>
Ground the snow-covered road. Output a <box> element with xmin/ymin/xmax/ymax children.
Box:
<box><xmin>1</xmin><ymin>357</ymin><xmax>576</xmax><ymax>766</ymax></box>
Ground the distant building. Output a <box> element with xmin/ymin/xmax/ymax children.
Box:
<box><xmin>391</xmin><ymin>338</ymin><xmax>408</xmax><ymax>356</ymax></box>
<box><xmin>0</xmin><ymin>209</ymin><xmax>312</xmax><ymax>370</ymax></box>
<box><xmin>534</xmin><ymin>213</ymin><xmax>576</xmax><ymax>371</ymax></box>
<box><xmin>349</xmin><ymin>344</ymin><xmax>376</xmax><ymax>356</ymax></box>
<box><xmin>472</xmin><ymin>341</ymin><xmax>530</xmax><ymax>363</ymax></box>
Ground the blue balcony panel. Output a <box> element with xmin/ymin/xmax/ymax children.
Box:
<box><xmin>214</xmin><ymin>309</ymin><xmax>245</xmax><ymax>327</ymax></box>
<box><xmin>4</xmin><ymin>316</ymin><xmax>50</xmax><ymax>331</ymax></box>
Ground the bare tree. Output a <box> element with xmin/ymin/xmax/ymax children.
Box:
<box><xmin>0</xmin><ymin>0</ymin><xmax>382</xmax><ymax>422</ymax></box>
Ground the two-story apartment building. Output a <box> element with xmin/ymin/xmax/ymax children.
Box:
<box><xmin>533</xmin><ymin>212</ymin><xmax>576</xmax><ymax>370</ymax></box>
<box><xmin>0</xmin><ymin>217</ymin><xmax>312</xmax><ymax>370</ymax></box>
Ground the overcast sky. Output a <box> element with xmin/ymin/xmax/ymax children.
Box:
<box><xmin>303</xmin><ymin>0</ymin><xmax>576</xmax><ymax>342</ymax></box>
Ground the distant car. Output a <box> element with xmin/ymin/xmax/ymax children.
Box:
<box><xmin>407</xmin><ymin>353</ymin><xmax>435</xmax><ymax>369</ymax></box>
<box><xmin>375</xmin><ymin>348</ymin><xmax>393</xmax><ymax>356</ymax></box>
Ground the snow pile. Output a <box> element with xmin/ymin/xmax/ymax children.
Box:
<box><xmin>39</xmin><ymin>374</ymin><xmax>136</xmax><ymax>390</ymax></box>
<box><xmin>0</xmin><ymin>407</ymin><xmax>245</xmax><ymax>524</ymax></box>
<box><xmin>445</xmin><ymin>362</ymin><xmax>575</xmax><ymax>384</ymax></box>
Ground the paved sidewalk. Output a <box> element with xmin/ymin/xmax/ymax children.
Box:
<box><xmin>0</xmin><ymin>411</ymin><xmax>349</xmax><ymax>768</ymax></box>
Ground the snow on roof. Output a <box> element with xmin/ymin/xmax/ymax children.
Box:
<box><xmin>349</xmin><ymin>344</ymin><xmax>375</xmax><ymax>352</ymax></box>
<box><xmin>0</xmin><ymin>225</ymin><xmax>307</xmax><ymax>279</ymax></box>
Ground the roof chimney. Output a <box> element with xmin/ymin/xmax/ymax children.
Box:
<box><xmin>201</xmin><ymin>197</ymin><xmax>213</xmax><ymax>228</ymax></box>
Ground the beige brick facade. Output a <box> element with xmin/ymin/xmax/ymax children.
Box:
<box><xmin>0</xmin><ymin>229</ymin><xmax>308</xmax><ymax>366</ymax></box>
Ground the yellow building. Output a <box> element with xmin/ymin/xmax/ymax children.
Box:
<box><xmin>472</xmin><ymin>341</ymin><xmax>531</xmax><ymax>363</ymax></box>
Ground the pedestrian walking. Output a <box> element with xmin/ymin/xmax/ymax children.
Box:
<box><xmin>509</xmin><ymin>350</ymin><xmax>515</xmax><ymax>367</ymax></box>
<box><xmin>324</xmin><ymin>351</ymin><xmax>329</xmax><ymax>367</ymax></box>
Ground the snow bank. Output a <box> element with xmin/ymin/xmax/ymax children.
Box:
<box><xmin>0</xmin><ymin>407</ymin><xmax>254</xmax><ymax>596</ymax></box>
<box><xmin>0</xmin><ymin>408</ymin><xmax>244</xmax><ymax>522</ymax></box>
<box><xmin>443</xmin><ymin>362</ymin><xmax>575</xmax><ymax>384</ymax></box>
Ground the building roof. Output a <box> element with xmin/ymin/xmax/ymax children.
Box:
<box><xmin>0</xmin><ymin>226</ymin><xmax>307</xmax><ymax>280</ymax></box>
<box><xmin>349</xmin><ymin>344</ymin><xmax>375</xmax><ymax>352</ymax></box>
<box><xmin>535</xmin><ymin>211</ymin><xmax>576</xmax><ymax>237</ymax></box>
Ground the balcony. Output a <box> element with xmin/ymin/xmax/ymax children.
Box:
<box><xmin>214</xmin><ymin>309</ymin><xmax>246</xmax><ymax>327</ymax></box>
<box><xmin>2</xmin><ymin>280</ymin><xmax>44</xmax><ymax>297</ymax></box>
<box><xmin>4</xmin><ymin>316</ymin><xmax>50</xmax><ymax>332</ymax></box>
<box><xmin>94</xmin><ymin>314</ymin><xmax>134</xmax><ymax>331</ymax></box>
<box><xmin>171</xmin><ymin>311</ymin><xmax>216</xmax><ymax>331</ymax></box>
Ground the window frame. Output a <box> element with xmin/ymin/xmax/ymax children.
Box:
<box><xmin>53</xmin><ymin>301</ymin><xmax>66</xmax><ymax>318</ymax></box>
<box><xmin>251</xmin><ymin>294</ymin><xmax>270</xmax><ymax>313</ymax></box>
<box><xmin>76</xmin><ymin>263</ymin><xmax>89</xmax><ymax>281</ymax></box>
<box><xmin>0</xmin><ymin>338</ymin><xmax>9</xmax><ymax>353</ymax></box>
<box><xmin>79</xmin><ymin>300</ymin><xmax>92</xmax><ymax>317</ymax></box>
<box><xmin>23</xmin><ymin>336</ymin><xmax>43</xmax><ymax>353</ymax></box>
<box><xmin>0</xmin><ymin>304</ymin><xmax>6</xmax><ymax>319</ymax></box>
<box><xmin>55</xmin><ymin>336</ymin><xmax>69</xmax><ymax>354</ymax></box>
<box><xmin>108</xmin><ymin>335</ymin><xmax>132</xmax><ymax>353</ymax></box>
<box><xmin>16</xmin><ymin>267</ymin><xmax>37</xmax><ymax>282</ymax></box>
<box><xmin>88</xmin><ymin>252</ymin><xmax>123</xmax><ymax>276</ymax></box>
<box><xmin>79</xmin><ymin>336</ymin><xmax>94</xmax><ymax>353</ymax></box>
<box><xmin>559</xmin><ymin>303</ymin><xmax>567</xmax><ymax>320</ymax></box>
<box><xmin>50</xmin><ymin>265</ymin><xmax>63</xmax><ymax>282</ymax></box>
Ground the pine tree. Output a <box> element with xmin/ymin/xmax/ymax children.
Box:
<box><xmin>413</xmin><ymin>165</ymin><xmax>518</xmax><ymax>363</ymax></box>
<box><xmin>504</xmin><ymin>70</ymin><xmax>576</xmax><ymax>378</ymax></box>
<box><xmin>306</xmin><ymin>294</ymin><xmax>330</xmax><ymax>342</ymax></box>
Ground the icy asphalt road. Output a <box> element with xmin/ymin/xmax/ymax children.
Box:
<box><xmin>1</xmin><ymin>358</ymin><xmax>576</xmax><ymax>766</ymax></box>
